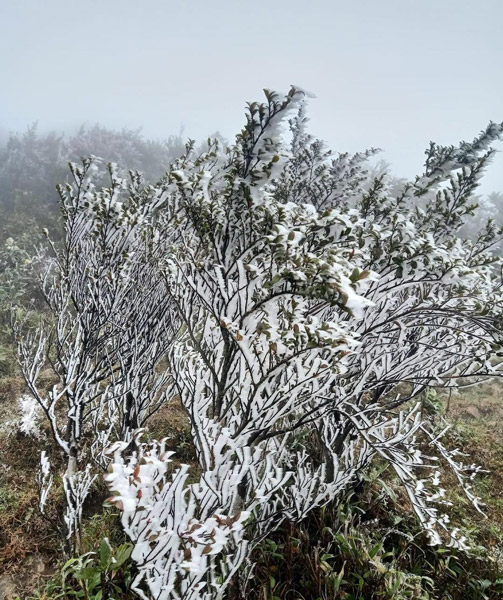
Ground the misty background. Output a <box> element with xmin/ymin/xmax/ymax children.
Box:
<box><xmin>1</xmin><ymin>0</ymin><xmax>502</xmax><ymax>192</ymax></box>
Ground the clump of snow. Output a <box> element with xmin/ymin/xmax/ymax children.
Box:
<box><xmin>18</xmin><ymin>394</ymin><xmax>42</xmax><ymax>437</ymax></box>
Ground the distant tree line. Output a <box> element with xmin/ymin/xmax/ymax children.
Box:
<box><xmin>0</xmin><ymin>123</ymin><xmax>188</xmax><ymax>244</ymax></box>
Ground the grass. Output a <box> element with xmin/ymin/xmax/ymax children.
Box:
<box><xmin>442</xmin><ymin>382</ymin><xmax>503</xmax><ymax>546</ymax></box>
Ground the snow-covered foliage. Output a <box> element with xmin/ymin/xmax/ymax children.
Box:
<box><xmin>16</xmin><ymin>88</ymin><xmax>503</xmax><ymax>596</ymax></box>
<box><xmin>106</xmin><ymin>437</ymin><xmax>251</xmax><ymax>600</ymax></box>
<box><xmin>14</xmin><ymin>161</ymin><xmax>174</xmax><ymax>549</ymax></box>
<box><xmin>37</xmin><ymin>450</ymin><xmax>53</xmax><ymax>514</ymax></box>
<box><xmin>17</xmin><ymin>393</ymin><xmax>42</xmax><ymax>437</ymax></box>
<box><xmin>103</xmin><ymin>89</ymin><xmax>503</xmax><ymax>599</ymax></box>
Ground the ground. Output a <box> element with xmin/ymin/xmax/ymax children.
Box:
<box><xmin>0</xmin><ymin>377</ymin><xmax>502</xmax><ymax>599</ymax></box>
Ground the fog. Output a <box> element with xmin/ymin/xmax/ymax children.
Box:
<box><xmin>1</xmin><ymin>0</ymin><xmax>502</xmax><ymax>193</ymax></box>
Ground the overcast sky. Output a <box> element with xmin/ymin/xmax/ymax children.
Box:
<box><xmin>1</xmin><ymin>0</ymin><xmax>502</xmax><ymax>194</ymax></box>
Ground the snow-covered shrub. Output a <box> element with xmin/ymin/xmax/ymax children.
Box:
<box><xmin>14</xmin><ymin>161</ymin><xmax>174</xmax><ymax>549</ymax></box>
<box><xmin>105</xmin><ymin>89</ymin><xmax>503</xmax><ymax>599</ymax></box>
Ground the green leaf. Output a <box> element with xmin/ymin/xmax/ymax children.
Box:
<box><xmin>99</xmin><ymin>537</ymin><xmax>113</xmax><ymax>569</ymax></box>
<box><xmin>113</xmin><ymin>543</ymin><xmax>133</xmax><ymax>569</ymax></box>
<box><xmin>369</xmin><ymin>542</ymin><xmax>382</xmax><ymax>559</ymax></box>
<box><xmin>75</xmin><ymin>567</ymin><xmax>97</xmax><ymax>581</ymax></box>
<box><xmin>349</xmin><ymin>268</ymin><xmax>360</xmax><ymax>283</ymax></box>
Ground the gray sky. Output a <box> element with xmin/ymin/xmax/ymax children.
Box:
<box><xmin>1</xmin><ymin>0</ymin><xmax>502</xmax><ymax>194</ymax></box>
